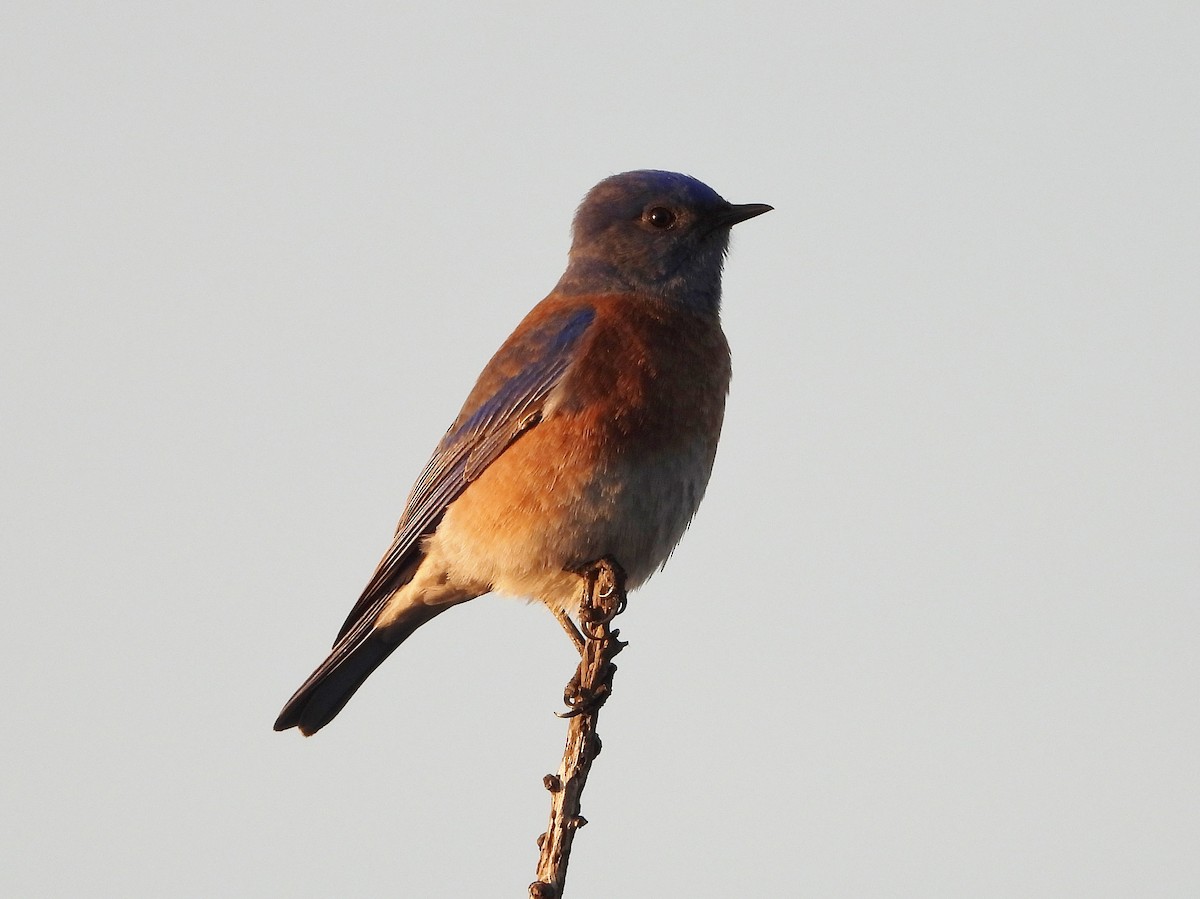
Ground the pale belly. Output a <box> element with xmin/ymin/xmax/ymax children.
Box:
<box><xmin>422</xmin><ymin>425</ymin><xmax>720</xmax><ymax>612</ymax></box>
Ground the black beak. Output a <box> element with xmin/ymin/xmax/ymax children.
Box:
<box><xmin>718</xmin><ymin>202</ymin><xmax>774</xmax><ymax>228</ymax></box>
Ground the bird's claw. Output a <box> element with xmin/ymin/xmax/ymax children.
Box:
<box><xmin>556</xmin><ymin>675</ymin><xmax>613</xmax><ymax>718</ymax></box>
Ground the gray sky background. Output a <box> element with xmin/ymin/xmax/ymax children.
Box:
<box><xmin>3</xmin><ymin>3</ymin><xmax>1197</xmax><ymax>896</ymax></box>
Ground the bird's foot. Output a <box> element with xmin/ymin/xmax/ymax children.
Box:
<box><xmin>571</xmin><ymin>556</ymin><xmax>627</xmax><ymax>639</ymax></box>
<box><xmin>557</xmin><ymin>668</ymin><xmax>615</xmax><ymax>719</ymax></box>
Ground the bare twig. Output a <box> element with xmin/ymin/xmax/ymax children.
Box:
<box><xmin>529</xmin><ymin>557</ymin><xmax>627</xmax><ymax>898</ymax></box>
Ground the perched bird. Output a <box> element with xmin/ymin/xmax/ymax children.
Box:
<box><xmin>275</xmin><ymin>170</ymin><xmax>771</xmax><ymax>735</ymax></box>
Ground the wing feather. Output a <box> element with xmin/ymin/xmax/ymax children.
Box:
<box><xmin>330</xmin><ymin>304</ymin><xmax>596</xmax><ymax>643</ymax></box>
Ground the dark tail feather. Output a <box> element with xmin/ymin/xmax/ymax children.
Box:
<box><xmin>274</xmin><ymin>605</ymin><xmax>445</xmax><ymax>736</ymax></box>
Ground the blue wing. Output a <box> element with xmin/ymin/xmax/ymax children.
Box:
<box><xmin>330</xmin><ymin>304</ymin><xmax>596</xmax><ymax>645</ymax></box>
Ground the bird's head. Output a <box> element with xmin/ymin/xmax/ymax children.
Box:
<box><xmin>556</xmin><ymin>170</ymin><xmax>771</xmax><ymax>314</ymax></box>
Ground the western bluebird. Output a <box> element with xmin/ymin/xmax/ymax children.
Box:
<box><xmin>275</xmin><ymin>170</ymin><xmax>771</xmax><ymax>735</ymax></box>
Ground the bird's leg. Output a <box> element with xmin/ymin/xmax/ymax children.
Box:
<box><xmin>554</xmin><ymin>608</ymin><xmax>586</xmax><ymax>656</ymax></box>
<box><xmin>575</xmin><ymin>556</ymin><xmax>626</xmax><ymax>638</ymax></box>
<box><xmin>553</xmin><ymin>555</ymin><xmax>625</xmax><ymax>655</ymax></box>
<box><xmin>555</xmin><ymin>557</ymin><xmax>628</xmax><ymax>718</ymax></box>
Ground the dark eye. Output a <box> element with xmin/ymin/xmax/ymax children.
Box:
<box><xmin>645</xmin><ymin>206</ymin><xmax>677</xmax><ymax>229</ymax></box>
